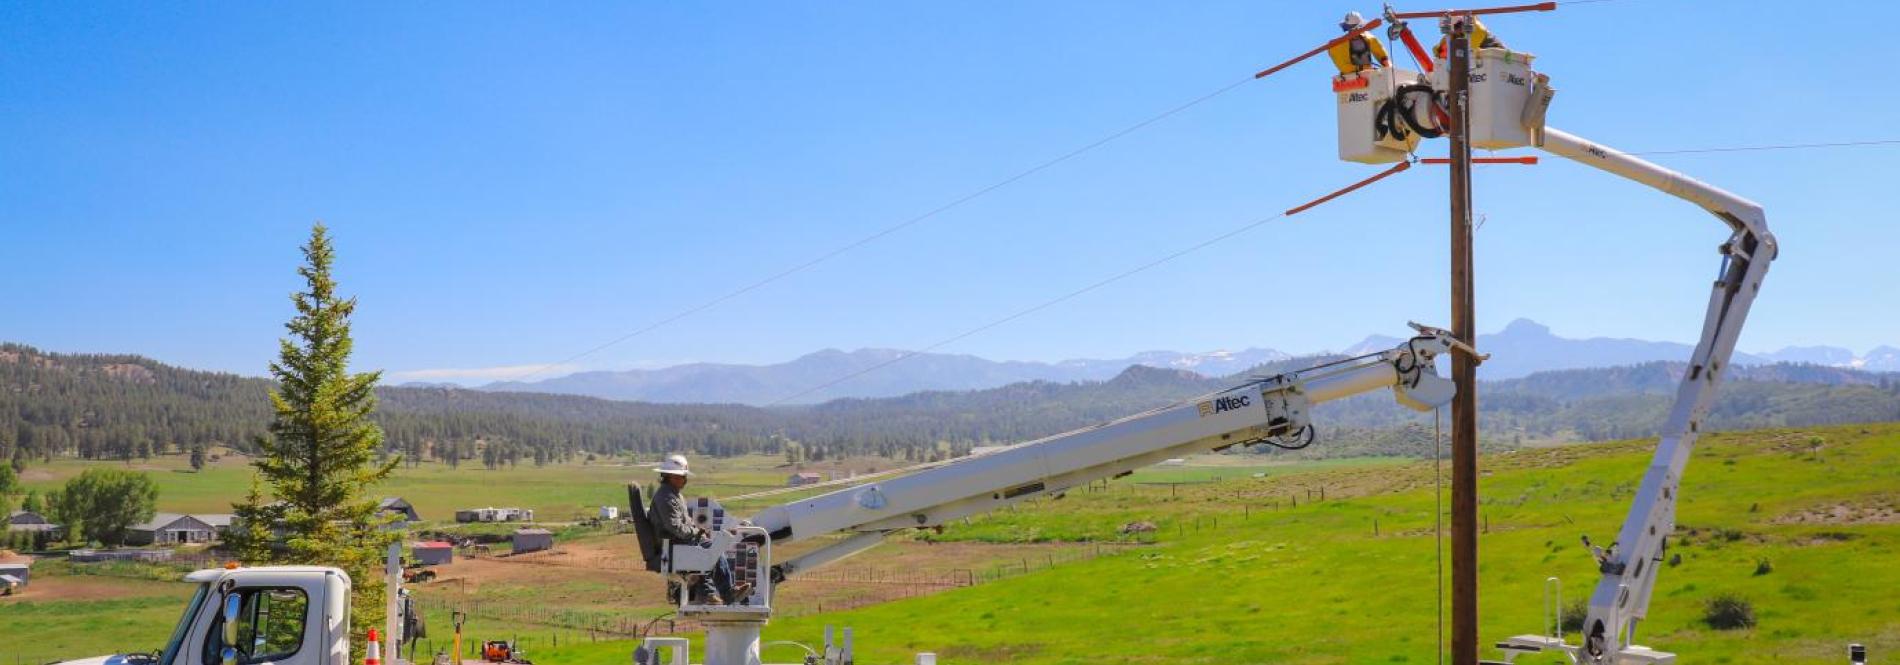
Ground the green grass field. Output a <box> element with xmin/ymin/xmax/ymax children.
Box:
<box><xmin>760</xmin><ymin>423</ymin><xmax>1900</xmax><ymax>665</ymax></box>
<box><xmin>6</xmin><ymin>424</ymin><xmax>1899</xmax><ymax>664</ymax></box>
<box><xmin>14</xmin><ymin>451</ymin><xmax>817</xmax><ymax>522</ymax></box>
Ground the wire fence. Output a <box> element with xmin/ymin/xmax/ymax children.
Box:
<box><xmin>407</xmin><ymin>542</ymin><xmax>1137</xmax><ymax>647</ymax></box>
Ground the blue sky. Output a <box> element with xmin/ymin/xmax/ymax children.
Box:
<box><xmin>3</xmin><ymin>1</ymin><xmax>1896</xmax><ymax>386</ymax></box>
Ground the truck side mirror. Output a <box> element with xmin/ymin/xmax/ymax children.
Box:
<box><xmin>220</xmin><ymin>593</ymin><xmax>243</xmax><ymax>665</ymax></box>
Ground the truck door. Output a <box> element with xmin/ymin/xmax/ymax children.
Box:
<box><xmin>196</xmin><ymin>584</ymin><xmax>321</xmax><ymax>665</ymax></box>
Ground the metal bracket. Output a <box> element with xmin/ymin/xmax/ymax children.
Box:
<box><xmin>1408</xmin><ymin>321</ymin><xmax>1490</xmax><ymax>363</ymax></box>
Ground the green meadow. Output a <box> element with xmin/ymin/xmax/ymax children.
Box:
<box><xmin>6</xmin><ymin>423</ymin><xmax>1899</xmax><ymax>664</ymax></box>
<box><xmin>14</xmin><ymin>452</ymin><xmax>805</xmax><ymax>522</ymax></box>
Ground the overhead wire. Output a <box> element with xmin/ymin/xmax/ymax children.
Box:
<box><xmin>474</xmin><ymin>1</ymin><xmax>1900</xmax><ymax>388</ymax></box>
<box><xmin>1627</xmin><ymin>138</ymin><xmax>1900</xmax><ymax>156</ymax></box>
<box><xmin>758</xmin><ymin>131</ymin><xmax>1900</xmax><ymax>405</ymax></box>
<box><xmin>762</xmin><ymin>209</ymin><xmax>1290</xmax><ymax>406</ymax></box>
<box><xmin>492</xmin><ymin>73</ymin><xmax>1260</xmax><ymax>385</ymax></box>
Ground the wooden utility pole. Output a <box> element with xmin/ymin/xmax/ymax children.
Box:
<box><xmin>1446</xmin><ymin>15</ymin><xmax>1480</xmax><ymax>665</ymax></box>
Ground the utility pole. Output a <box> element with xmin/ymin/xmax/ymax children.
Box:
<box><xmin>1446</xmin><ymin>14</ymin><xmax>1480</xmax><ymax>665</ymax></box>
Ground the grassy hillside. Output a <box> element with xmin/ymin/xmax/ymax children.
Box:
<box><xmin>6</xmin><ymin>423</ymin><xmax>1898</xmax><ymax>664</ymax></box>
<box><xmin>754</xmin><ymin>423</ymin><xmax>1900</xmax><ymax>664</ymax></box>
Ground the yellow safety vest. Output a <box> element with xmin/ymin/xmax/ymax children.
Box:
<box><xmin>1433</xmin><ymin>18</ymin><xmax>1503</xmax><ymax>59</ymax></box>
<box><xmin>1329</xmin><ymin>33</ymin><xmax>1391</xmax><ymax>75</ymax></box>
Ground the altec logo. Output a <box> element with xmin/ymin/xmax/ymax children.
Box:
<box><xmin>1198</xmin><ymin>395</ymin><xmax>1252</xmax><ymax>417</ymax></box>
<box><xmin>1347</xmin><ymin>92</ymin><xmax>1370</xmax><ymax>103</ymax></box>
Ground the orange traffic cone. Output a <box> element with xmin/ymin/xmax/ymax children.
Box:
<box><xmin>365</xmin><ymin>628</ymin><xmax>382</xmax><ymax>665</ymax></box>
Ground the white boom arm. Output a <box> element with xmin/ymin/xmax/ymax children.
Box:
<box><xmin>1530</xmin><ymin>127</ymin><xmax>1777</xmax><ymax>663</ymax></box>
<box><xmin>749</xmin><ymin>327</ymin><xmax>1462</xmax><ymax>580</ymax></box>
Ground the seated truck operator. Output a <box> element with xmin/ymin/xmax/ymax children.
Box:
<box><xmin>648</xmin><ymin>454</ymin><xmax>750</xmax><ymax>604</ymax></box>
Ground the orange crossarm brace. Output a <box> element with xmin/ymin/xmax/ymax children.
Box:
<box><xmin>1420</xmin><ymin>156</ymin><xmax>1539</xmax><ymax>164</ymax></box>
<box><xmin>1395</xmin><ymin>22</ymin><xmax>1436</xmax><ymax>73</ymax></box>
<box><xmin>1391</xmin><ymin>2</ymin><xmax>1556</xmax><ymax>19</ymax></box>
<box><xmin>1285</xmin><ymin>161</ymin><xmax>1413</xmax><ymax>216</ymax></box>
<box><xmin>1254</xmin><ymin>18</ymin><xmax>1383</xmax><ymax>80</ymax></box>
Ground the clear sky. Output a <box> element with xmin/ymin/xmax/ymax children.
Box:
<box><xmin>4</xmin><ymin>1</ymin><xmax>1896</xmax><ymax>386</ymax></box>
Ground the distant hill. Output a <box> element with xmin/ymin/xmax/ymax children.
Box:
<box><xmin>476</xmin><ymin>318</ymin><xmax>1897</xmax><ymax>404</ymax></box>
<box><xmin>5</xmin><ymin>342</ymin><xmax>1898</xmax><ymax>470</ymax></box>
<box><xmin>479</xmin><ymin>347</ymin><xmax>1290</xmax><ymax>404</ymax></box>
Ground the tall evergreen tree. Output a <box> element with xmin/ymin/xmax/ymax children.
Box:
<box><xmin>231</xmin><ymin>223</ymin><xmax>398</xmax><ymax>652</ymax></box>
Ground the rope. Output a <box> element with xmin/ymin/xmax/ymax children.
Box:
<box><xmin>1435</xmin><ymin>407</ymin><xmax>1446</xmax><ymax>665</ymax></box>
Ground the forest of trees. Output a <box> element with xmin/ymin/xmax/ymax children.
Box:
<box><xmin>5</xmin><ymin>343</ymin><xmax>1900</xmax><ymax>471</ymax></box>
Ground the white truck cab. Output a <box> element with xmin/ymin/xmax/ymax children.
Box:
<box><xmin>54</xmin><ymin>566</ymin><xmax>356</xmax><ymax>665</ymax></box>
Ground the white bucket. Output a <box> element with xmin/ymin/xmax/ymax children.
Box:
<box><xmin>1435</xmin><ymin>49</ymin><xmax>1541</xmax><ymax>149</ymax></box>
<box><xmin>1334</xmin><ymin>67</ymin><xmax>1421</xmax><ymax>164</ymax></box>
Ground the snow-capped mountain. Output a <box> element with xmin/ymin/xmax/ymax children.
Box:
<box><xmin>472</xmin><ymin>319</ymin><xmax>1896</xmax><ymax>404</ymax></box>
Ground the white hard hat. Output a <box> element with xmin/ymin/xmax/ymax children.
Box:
<box><xmin>1342</xmin><ymin>11</ymin><xmax>1364</xmax><ymax>28</ymax></box>
<box><xmin>658</xmin><ymin>454</ymin><xmax>691</xmax><ymax>476</ymax></box>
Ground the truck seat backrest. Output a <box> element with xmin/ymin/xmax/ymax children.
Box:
<box><xmin>626</xmin><ymin>482</ymin><xmax>663</xmax><ymax>572</ymax></box>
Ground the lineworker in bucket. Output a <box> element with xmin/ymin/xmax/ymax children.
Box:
<box><xmin>1329</xmin><ymin>11</ymin><xmax>1390</xmax><ymax>75</ymax></box>
<box><xmin>649</xmin><ymin>454</ymin><xmax>751</xmax><ymax>604</ymax></box>
<box><xmin>1433</xmin><ymin>15</ymin><xmax>1505</xmax><ymax>59</ymax></box>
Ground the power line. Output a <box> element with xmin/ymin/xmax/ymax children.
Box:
<box><xmin>765</xmin><ymin>210</ymin><xmax>1288</xmax><ymax>406</ymax></box>
<box><xmin>1628</xmin><ymin>138</ymin><xmax>1900</xmax><ymax>156</ymax></box>
<box><xmin>495</xmin><ymin>74</ymin><xmax>1260</xmax><ymax>385</ymax></box>
<box><xmin>759</xmin><ymin>134</ymin><xmax>1900</xmax><ymax>405</ymax></box>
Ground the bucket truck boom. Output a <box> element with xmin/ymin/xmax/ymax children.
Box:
<box><xmin>1494</xmin><ymin>127</ymin><xmax>1777</xmax><ymax>665</ymax></box>
<box><xmin>1326</xmin><ymin>33</ymin><xmax>1777</xmax><ymax>663</ymax></box>
<box><xmin>645</xmin><ymin>326</ymin><xmax>1464</xmax><ymax>665</ymax></box>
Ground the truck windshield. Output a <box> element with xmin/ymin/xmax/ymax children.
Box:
<box><xmin>157</xmin><ymin>583</ymin><xmax>210</xmax><ymax>665</ymax></box>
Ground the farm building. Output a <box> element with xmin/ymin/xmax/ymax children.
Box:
<box><xmin>0</xmin><ymin>562</ymin><xmax>28</xmax><ymax>592</ymax></box>
<box><xmin>125</xmin><ymin>513</ymin><xmax>230</xmax><ymax>545</ymax></box>
<box><xmin>6</xmin><ymin>510</ymin><xmax>61</xmax><ymax>536</ymax></box>
<box><xmin>599</xmin><ymin>506</ymin><xmax>619</xmax><ymax>520</ymax></box>
<box><xmin>379</xmin><ymin>497</ymin><xmax>422</xmax><ymax>523</ymax></box>
<box><xmin>197</xmin><ymin>514</ymin><xmax>234</xmax><ymax>534</ymax></box>
<box><xmin>787</xmin><ymin>472</ymin><xmax>823</xmax><ymax>487</ymax></box>
<box><xmin>512</xmin><ymin>528</ymin><xmax>554</xmax><ymax>553</ymax></box>
<box><xmin>454</xmin><ymin>507</ymin><xmax>533</xmax><ymax>523</ymax></box>
<box><xmin>412</xmin><ymin>541</ymin><xmax>454</xmax><ymax>565</ymax></box>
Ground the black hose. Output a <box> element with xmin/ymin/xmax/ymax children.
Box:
<box><xmin>1376</xmin><ymin>83</ymin><xmax>1445</xmax><ymax>141</ymax></box>
<box><xmin>1256</xmin><ymin>425</ymin><xmax>1318</xmax><ymax>451</ymax></box>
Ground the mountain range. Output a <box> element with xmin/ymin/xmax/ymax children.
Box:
<box><xmin>473</xmin><ymin>318</ymin><xmax>1900</xmax><ymax>405</ymax></box>
<box><xmin>9</xmin><ymin>341</ymin><xmax>1898</xmax><ymax>469</ymax></box>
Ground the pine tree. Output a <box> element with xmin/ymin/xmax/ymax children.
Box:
<box><xmin>189</xmin><ymin>443</ymin><xmax>207</xmax><ymax>471</ymax></box>
<box><xmin>223</xmin><ymin>477</ymin><xmax>279</xmax><ymax>563</ymax></box>
<box><xmin>0</xmin><ymin>467</ymin><xmax>12</xmax><ymax>517</ymax></box>
<box><xmin>233</xmin><ymin>223</ymin><xmax>398</xmax><ymax>654</ymax></box>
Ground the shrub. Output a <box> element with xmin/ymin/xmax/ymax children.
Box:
<box><xmin>1753</xmin><ymin>558</ymin><xmax>1774</xmax><ymax>576</ymax></box>
<box><xmin>1668</xmin><ymin>553</ymin><xmax>1683</xmax><ymax>567</ymax></box>
<box><xmin>1703</xmin><ymin>594</ymin><xmax>1757</xmax><ymax>630</ymax></box>
<box><xmin>1559</xmin><ymin>597</ymin><xmax>1590</xmax><ymax>633</ymax></box>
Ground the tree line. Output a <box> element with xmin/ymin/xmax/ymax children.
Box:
<box><xmin>6</xmin><ymin>343</ymin><xmax>1900</xmax><ymax>473</ymax></box>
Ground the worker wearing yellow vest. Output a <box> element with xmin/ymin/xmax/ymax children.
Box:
<box><xmin>1433</xmin><ymin>15</ymin><xmax>1505</xmax><ymax>59</ymax></box>
<box><xmin>1328</xmin><ymin>11</ymin><xmax>1390</xmax><ymax>75</ymax></box>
